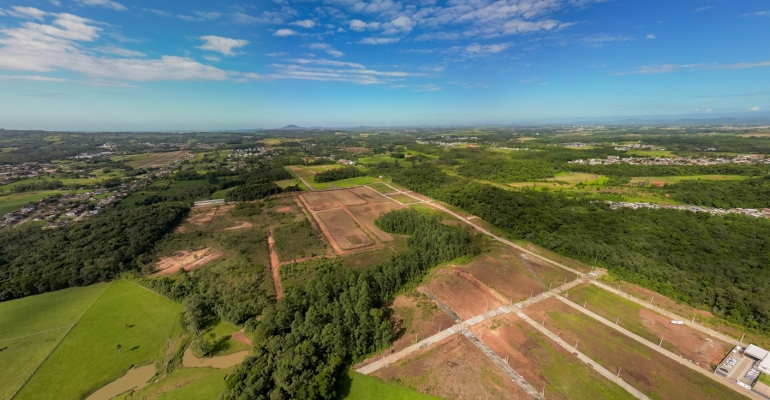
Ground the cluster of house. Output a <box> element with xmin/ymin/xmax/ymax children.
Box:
<box><xmin>606</xmin><ymin>201</ymin><xmax>770</xmax><ymax>219</ymax></box>
<box><xmin>570</xmin><ymin>154</ymin><xmax>770</xmax><ymax>166</ymax></box>
<box><xmin>227</xmin><ymin>147</ymin><xmax>268</xmax><ymax>159</ymax></box>
<box><xmin>613</xmin><ymin>143</ymin><xmax>664</xmax><ymax>151</ymax></box>
<box><xmin>71</xmin><ymin>151</ymin><xmax>115</xmax><ymax>159</ymax></box>
<box><xmin>490</xmin><ymin>147</ymin><xmax>533</xmax><ymax>151</ymax></box>
<box><xmin>0</xmin><ymin>163</ymin><xmax>58</xmax><ymax>185</ymax></box>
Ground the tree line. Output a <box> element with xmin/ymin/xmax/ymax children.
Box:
<box><xmin>314</xmin><ymin>166</ymin><xmax>365</xmax><ymax>182</ymax></box>
<box><xmin>664</xmin><ymin>177</ymin><xmax>770</xmax><ymax>209</ymax></box>
<box><xmin>371</xmin><ymin>162</ymin><xmax>770</xmax><ymax>332</ymax></box>
<box><xmin>222</xmin><ymin>209</ymin><xmax>479</xmax><ymax>399</ymax></box>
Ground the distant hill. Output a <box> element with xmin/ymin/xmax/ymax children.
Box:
<box><xmin>278</xmin><ymin>125</ymin><xmax>306</xmax><ymax>130</ymax></box>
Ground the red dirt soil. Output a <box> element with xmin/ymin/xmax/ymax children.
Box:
<box><xmin>427</xmin><ymin>269</ymin><xmax>506</xmax><ymax>320</ymax></box>
<box><xmin>232</xmin><ymin>329</ymin><xmax>252</xmax><ymax>346</ymax></box>
<box><xmin>328</xmin><ymin>190</ymin><xmax>368</xmax><ymax>206</ymax></box>
<box><xmin>456</xmin><ymin>248</ymin><xmax>546</xmax><ymax>302</ymax></box>
<box><xmin>316</xmin><ymin>208</ymin><xmax>373</xmax><ymax>250</ymax></box>
<box><xmin>300</xmin><ymin>192</ymin><xmax>338</xmax><ymax>211</ymax></box>
<box><xmin>350</xmin><ymin>187</ymin><xmax>391</xmax><ymax>203</ymax></box>
<box><xmin>267</xmin><ymin>229</ymin><xmax>283</xmax><ymax>299</ymax></box>
<box><xmin>154</xmin><ymin>249</ymin><xmax>222</xmax><ymax>276</ymax></box>
<box><xmin>348</xmin><ymin>204</ymin><xmax>395</xmax><ymax>241</ymax></box>
<box><xmin>373</xmin><ymin>335</ymin><xmax>531</xmax><ymax>400</ymax></box>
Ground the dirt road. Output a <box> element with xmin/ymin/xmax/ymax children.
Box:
<box><xmin>267</xmin><ymin>229</ymin><xmax>283</xmax><ymax>299</ymax></box>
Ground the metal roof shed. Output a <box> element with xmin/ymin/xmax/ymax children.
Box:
<box><xmin>745</xmin><ymin>344</ymin><xmax>769</xmax><ymax>360</ymax></box>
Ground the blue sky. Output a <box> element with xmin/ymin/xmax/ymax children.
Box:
<box><xmin>0</xmin><ymin>0</ymin><xmax>768</xmax><ymax>130</ymax></box>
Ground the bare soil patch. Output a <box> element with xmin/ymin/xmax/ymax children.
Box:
<box><xmin>316</xmin><ymin>208</ymin><xmax>373</xmax><ymax>250</ymax></box>
<box><xmin>273</xmin><ymin>206</ymin><xmax>295</xmax><ymax>214</ymax></box>
<box><xmin>300</xmin><ymin>192</ymin><xmax>338</xmax><ymax>211</ymax></box>
<box><xmin>350</xmin><ymin>187</ymin><xmax>391</xmax><ymax>203</ymax></box>
<box><xmin>267</xmin><ymin>230</ymin><xmax>283</xmax><ymax>299</ymax></box>
<box><xmin>217</xmin><ymin>221</ymin><xmax>253</xmax><ymax>231</ymax></box>
<box><xmin>523</xmin><ymin>298</ymin><xmax>744</xmax><ymax>400</ymax></box>
<box><xmin>155</xmin><ymin>249</ymin><xmax>221</xmax><ymax>275</ymax></box>
<box><xmin>178</xmin><ymin>204</ymin><xmax>234</xmax><ymax>230</ymax></box>
<box><xmin>373</xmin><ymin>335</ymin><xmax>530</xmax><ymax>400</ymax></box>
<box><xmin>345</xmin><ymin>147</ymin><xmax>371</xmax><ymax>154</ymax></box>
<box><xmin>374</xmin><ymin>201</ymin><xmax>405</xmax><ymax>213</ymax></box>
<box><xmin>457</xmin><ymin>246</ymin><xmax>545</xmax><ymax>302</ymax></box>
<box><xmin>328</xmin><ymin>190</ymin><xmax>368</xmax><ymax>206</ymax></box>
<box><xmin>349</xmin><ymin>204</ymin><xmax>395</xmax><ymax>241</ymax></box>
<box><xmin>427</xmin><ymin>269</ymin><xmax>506</xmax><ymax>320</ymax></box>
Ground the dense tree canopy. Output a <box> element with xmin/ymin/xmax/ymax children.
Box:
<box><xmin>0</xmin><ymin>202</ymin><xmax>189</xmax><ymax>301</ymax></box>
<box><xmin>314</xmin><ymin>166</ymin><xmax>365</xmax><ymax>182</ymax></box>
<box><xmin>665</xmin><ymin>177</ymin><xmax>770</xmax><ymax>209</ymax></box>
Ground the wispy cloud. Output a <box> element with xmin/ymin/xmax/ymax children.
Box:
<box><xmin>743</xmin><ymin>11</ymin><xmax>768</xmax><ymax>17</ymax></box>
<box><xmin>9</xmin><ymin>6</ymin><xmax>47</xmax><ymax>20</ymax></box>
<box><xmin>307</xmin><ymin>43</ymin><xmax>344</xmax><ymax>57</ymax></box>
<box><xmin>694</xmin><ymin>6</ymin><xmax>715</xmax><ymax>13</ymax></box>
<box><xmin>93</xmin><ymin>46</ymin><xmax>146</xmax><ymax>57</ymax></box>
<box><xmin>290</xmin><ymin>19</ymin><xmax>316</xmax><ymax>28</ymax></box>
<box><xmin>178</xmin><ymin>11</ymin><xmax>222</xmax><ymax>22</ymax></box>
<box><xmin>358</xmin><ymin>37</ymin><xmax>400</xmax><ymax>45</ymax></box>
<box><xmin>580</xmin><ymin>33</ymin><xmax>633</xmax><ymax>47</ymax></box>
<box><xmin>751</xmin><ymin>106</ymin><xmax>761</xmax><ymax>111</ymax></box>
<box><xmin>646</xmin><ymin>34</ymin><xmax>656</xmax><ymax>39</ymax></box>
<box><xmin>624</xmin><ymin>60</ymin><xmax>770</xmax><ymax>74</ymax></box>
<box><xmin>75</xmin><ymin>0</ymin><xmax>126</xmax><ymax>12</ymax></box>
<box><xmin>261</xmin><ymin>57</ymin><xmax>423</xmax><ymax>85</ymax></box>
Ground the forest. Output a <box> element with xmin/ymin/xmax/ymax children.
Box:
<box><xmin>372</xmin><ymin>162</ymin><xmax>770</xmax><ymax>332</ymax></box>
<box><xmin>664</xmin><ymin>177</ymin><xmax>770</xmax><ymax>209</ymax></box>
<box><xmin>314</xmin><ymin>166</ymin><xmax>365</xmax><ymax>182</ymax></box>
<box><xmin>223</xmin><ymin>209</ymin><xmax>478</xmax><ymax>399</ymax></box>
<box><xmin>0</xmin><ymin>202</ymin><xmax>189</xmax><ymax>301</ymax></box>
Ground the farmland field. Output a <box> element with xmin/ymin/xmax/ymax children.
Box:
<box><xmin>15</xmin><ymin>280</ymin><xmax>184</xmax><ymax>400</ymax></box>
<box><xmin>523</xmin><ymin>298</ymin><xmax>744</xmax><ymax>400</ymax></box>
<box><xmin>350</xmin><ymin>186</ymin><xmax>391</xmax><ymax>203</ymax></box>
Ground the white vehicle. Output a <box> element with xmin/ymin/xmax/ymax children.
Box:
<box><xmin>670</xmin><ymin>320</ymin><xmax>685</xmax><ymax>325</ymax></box>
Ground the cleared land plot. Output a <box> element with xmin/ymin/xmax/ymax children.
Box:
<box><xmin>351</xmin><ymin>186</ymin><xmax>391</xmax><ymax>203</ymax></box>
<box><xmin>16</xmin><ymin>280</ymin><xmax>183</xmax><ymax>400</ymax></box>
<box><xmin>113</xmin><ymin>151</ymin><xmax>189</xmax><ymax>169</ymax></box>
<box><xmin>369</xmin><ymin>183</ymin><xmax>398</xmax><ymax>194</ymax></box>
<box><xmin>470</xmin><ymin>313</ymin><xmax>637</xmax><ymax>400</ymax></box>
<box><xmin>0</xmin><ymin>284</ymin><xmax>109</xmax><ymax>400</ymax></box>
<box><xmin>349</xmin><ymin>204</ymin><xmax>397</xmax><ymax>241</ymax></box>
<box><xmin>373</xmin><ymin>335</ymin><xmax>531</xmax><ymax>400</ymax></box>
<box><xmin>565</xmin><ymin>284</ymin><xmax>731</xmax><ymax>370</ymax></box>
<box><xmin>520</xmin><ymin>253</ymin><xmax>575</xmax><ymax>289</ymax></box>
<box><xmin>388</xmin><ymin>194</ymin><xmax>420</xmax><ymax>205</ymax></box>
<box><xmin>523</xmin><ymin>298</ymin><xmax>744</xmax><ymax>400</ymax></box>
<box><xmin>628</xmin><ymin>175</ymin><xmax>748</xmax><ymax>187</ymax></box>
<box><xmin>455</xmin><ymin>244</ymin><xmax>547</xmax><ymax>303</ymax></box>
<box><xmin>328</xmin><ymin>190</ymin><xmax>368</xmax><ymax>206</ymax></box>
<box><xmin>387</xmin><ymin>291</ymin><xmax>454</xmax><ymax>355</ymax></box>
<box><xmin>377</xmin><ymin>201</ymin><xmax>406</xmax><ymax>213</ymax></box>
<box><xmin>301</xmin><ymin>192</ymin><xmax>339</xmax><ymax>211</ymax></box>
<box><xmin>427</xmin><ymin>269</ymin><xmax>506</xmax><ymax>320</ymax></box>
<box><xmin>316</xmin><ymin>208</ymin><xmax>373</xmax><ymax>250</ymax></box>
<box><xmin>155</xmin><ymin>248</ymin><xmax>222</xmax><ymax>275</ymax></box>
<box><xmin>522</xmin><ymin>243</ymin><xmax>593</xmax><ymax>273</ymax></box>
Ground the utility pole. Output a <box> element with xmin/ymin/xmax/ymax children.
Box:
<box><xmin>691</xmin><ymin>315</ymin><xmax>695</xmax><ymax>323</ymax></box>
<box><xmin>649</xmin><ymin>297</ymin><xmax>654</xmax><ymax>306</ymax></box>
<box><xmin>549</xmin><ymin>283</ymin><xmax>552</xmax><ymax>291</ymax></box>
<box><xmin>659</xmin><ymin>337</ymin><xmax>664</xmax><ymax>347</ymax></box>
<box><xmin>438</xmin><ymin>324</ymin><xmax>442</xmax><ymax>333</ymax></box>
<box><xmin>531</xmin><ymin>290</ymin><xmax>533</xmax><ymax>298</ymax></box>
<box><xmin>575</xmin><ymin>339</ymin><xmax>579</xmax><ymax>351</ymax></box>
<box><xmin>616</xmin><ymin>316</ymin><xmax>619</xmax><ymax>325</ymax></box>
<box><xmin>584</xmin><ymin>300</ymin><xmax>587</xmax><ymax>308</ymax></box>
<box><xmin>542</xmin><ymin>318</ymin><xmax>545</xmax><ymax>327</ymax></box>
<box><xmin>617</xmin><ymin>367</ymin><xmax>621</xmax><ymax>378</ymax></box>
<box><xmin>740</xmin><ymin>333</ymin><xmax>745</xmax><ymax>344</ymax></box>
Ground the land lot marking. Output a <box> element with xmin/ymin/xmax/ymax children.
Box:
<box><xmin>513</xmin><ymin>308</ymin><xmax>651</xmax><ymax>400</ymax></box>
<box><xmin>555</xmin><ymin>295</ymin><xmax>755</xmax><ymax>399</ymax></box>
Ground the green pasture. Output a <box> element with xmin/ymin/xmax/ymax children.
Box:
<box><xmin>369</xmin><ymin>182</ymin><xmax>397</xmax><ymax>194</ymax></box>
<box><xmin>0</xmin><ymin>190</ymin><xmax>66</xmax><ymax>215</ymax></box>
<box><xmin>0</xmin><ymin>283</ymin><xmax>109</xmax><ymax>400</ymax></box>
<box><xmin>357</xmin><ymin>155</ymin><xmax>393</xmax><ymax>164</ymax></box>
<box><xmin>206</xmin><ymin>321</ymin><xmax>250</xmax><ymax>356</ymax></box>
<box><xmin>274</xmin><ymin>179</ymin><xmax>301</xmax><ymax>189</ymax></box>
<box><xmin>15</xmin><ymin>280</ymin><xmax>183</xmax><ymax>400</ymax></box>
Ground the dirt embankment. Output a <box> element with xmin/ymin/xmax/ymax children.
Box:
<box><xmin>154</xmin><ymin>248</ymin><xmax>221</xmax><ymax>276</ymax></box>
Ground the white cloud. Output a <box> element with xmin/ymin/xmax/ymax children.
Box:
<box><xmin>197</xmin><ymin>36</ymin><xmax>249</xmax><ymax>56</ymax></box>
<box><xmin>265</xmin><ymin>52</ymin><xmax>288</xmax><ymax>57</ymax></box>
<box><xmin>580</xmin><ymin>33</ymin><xmax>634</xmax><ymax>47</ymax></box>
<box><xmin>0</xmin><ymin>74</ymin><xmax>69</xmax><ymax>82</ymax></box>
<box><xmin>93</xmin><ymin>46</ymin><xmax>146</xmax><ymax>57</ymax></box>
<box><xmin>50</xmin><ymin>0</ymin><xmax>61</xmax><ymax>6</ymax></box>
<box><xmin>9</xmin><ymin>6</ymin><xmax>48</xmax><ymax>21</ymax></box>
<box><xmin>626</xmin><ymin>61</ymin><xmax>770</xmax><ymax>74</ymax></box>
<box><xmin>203</xmin><ymin>55</ymin><xmax>221</xmax><ymax>62</ymax></box>
<box><xmin>75</xmin><ymin>0</ymin><xmax>126</xmax><ymax>12</ymax></box>
<box><xmin>463</xmin><ymin>42</ymin><xmax>512</xmax><ymax>57</ymax></box>
<box><xmin>308</xmin><ymin>42</ymin><xmax>344</xmax><ymax>57</ymax></box>
<box><xmin>290</xmin><ymin>19</ymin><xmax>316</xmax><ymax>28</ymax></box>
<box><xmin>743</xmin><ymin>11</ymin><xmax>768</xmax><ymax>17</ymax></box>
<box><xmin>179</xmin><ymin>11</ymin><xmax>222</xmax><ymax>22</ymax></box>
<box><xmin>274</xmin><ymin>29</ymin><xmax>298</xmax><ymax>37</ymax></box>
<box><xmin>262</xmin><ymin>57</ymin><xmax>420</xmax><ymax>84</ymax></box>
<box><xmin>751</xmin><ymin>106</ymin><xmax>761</xmax><ymax>111</ymax></box>
<box><xmin>350</xmin><ymin>19</ymin><xmax>381</xmax><ymax>31</ymax></box>
<box><xmin>414</xmin><ymin>83</ymin><xmax>440</xmax><ymax>92</ymax></box>
<box><xmin>694</xmin><ymin>6</ymin><xmax>715</xmax><ymax>13</ymax></box>
<box><xmin>706</xmin><ymin>108</ymin><xmax>713</xmax><ymax>113</ymax></box>
<box><xmin>0</xmin><ymin>12</ymin><xmax>257</xmax><ymax>84</ymax></box>
<box><xmin>646</xmin><ymin>34</ymin><xmax>656</xmax><ymax>39</ymax></box>
<box><xmin>358</xmin><ymin>37</ymin><xmax>400</xmax><ymax>44</ymax></box>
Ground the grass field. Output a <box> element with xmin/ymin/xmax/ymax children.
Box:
<box><xmin>336</xmin><ymin>371</ymin><xmax>442</xmax><ymax>400</ymax></box>
<box><xmin>546</xmin><ymin>172</ymin><xmax>607</xmax><ymax>185</ymax></box>
<box><xmin>116</xmin><ymin>368</ymin><xmax>229</xmax><ymax>400</ymax></box>
<box><xmin>16</xmin><ymin>280</ymin><xmax>184</xmax><ymax>400</ymax></box>
<box><xmin>274</xmin><ymin>179</ymin><xmax>300</xmax><ymax>189</ymax></box>
<box><xmin>356</xmin><ymin>155</ymin><xmax>393</xmax><ymax>164</ymax></box>
<box><xmin>206</xmin><ymin>321</ymin><xmax>250</xmax><ymax>356</ymax></box>
<box><xmin>368</xmin><ymin>182</ymin><xmax>398</xmax><ymax>194</ymax></box>
<box><xmin>0</xmin><ymin>283</ymin><xmax>110</xmax><ymax>400</ymax></box>
<box><xmin>330</xmin><ymin>176</ymin><xmax>380</xmax><ymax>188</ymax></box>
<box><xmin>112</xmin><ymin>151</ymin><xmax>189</xmax><ymax>169</ymax></box>
<box><xmin>628</xmin><ymin>175</ymin><xmax>748</xmax><ymax>186</ymax></box>
<box><xmin>0</xmin><ymin>190</ymin><xmax>65</xmax><ymax>215</ymax></box>
<box><xmin>388</xmin><ymin>194</ymin><xmax>419</xmax><ymax>204</ymax></box>
<box><xmin>273</xmin><ymin>220</ymin><xmax>325</xmax><ymax>262</ymax></box>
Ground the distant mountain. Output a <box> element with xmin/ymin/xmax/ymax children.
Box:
<box><xmin>278</xmin><ymin>125</ymin><xmax>306</xmax><ymax>130</ymax></box>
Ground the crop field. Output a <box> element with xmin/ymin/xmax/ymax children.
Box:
<box><xmin>15</xmin><ymin>280</ymin><xmax>184</xmax><ymax>400</ymax></box>
<box><xmin>373</xmin><ymin>335</ymin><xmax>532</xmax><ymax>399</ymax></box>
<box><xmin>316</xmin><ymin>208</ymin><xmax>374</xmax><ymax>250</ymax></box>
<box><xmin>274</xmin><ymin>179</ymin><xmax>300</xmax><ymax>189</ymax></box>
<box><xmin>564</xmin><ymin>284</ymin><xmax>731</xmax><ymax>370</ymax></box>
<box><xmin>356</xmin><ymin>155</ymin><xmax>393</xmax><ymax>164</ymax></box>
<box><xmin>523</xmin><ymin>298</ymin><xmax>744</xmax><ymax>400</ymax></box>
<box><xmin>628</xmin><ymin>175</ymin><xmax>748</xmax><ymax>186</ymax></box>
<box><xmin>469</xmin><ymin>313</ymin><xmax>637</xmax><ymax>400</ymax></box>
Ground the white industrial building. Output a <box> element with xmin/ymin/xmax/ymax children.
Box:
<box><xmin>745</xmin><ymin>345</ymin><xmax>770</xmax><ymax>373</ymax></box>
